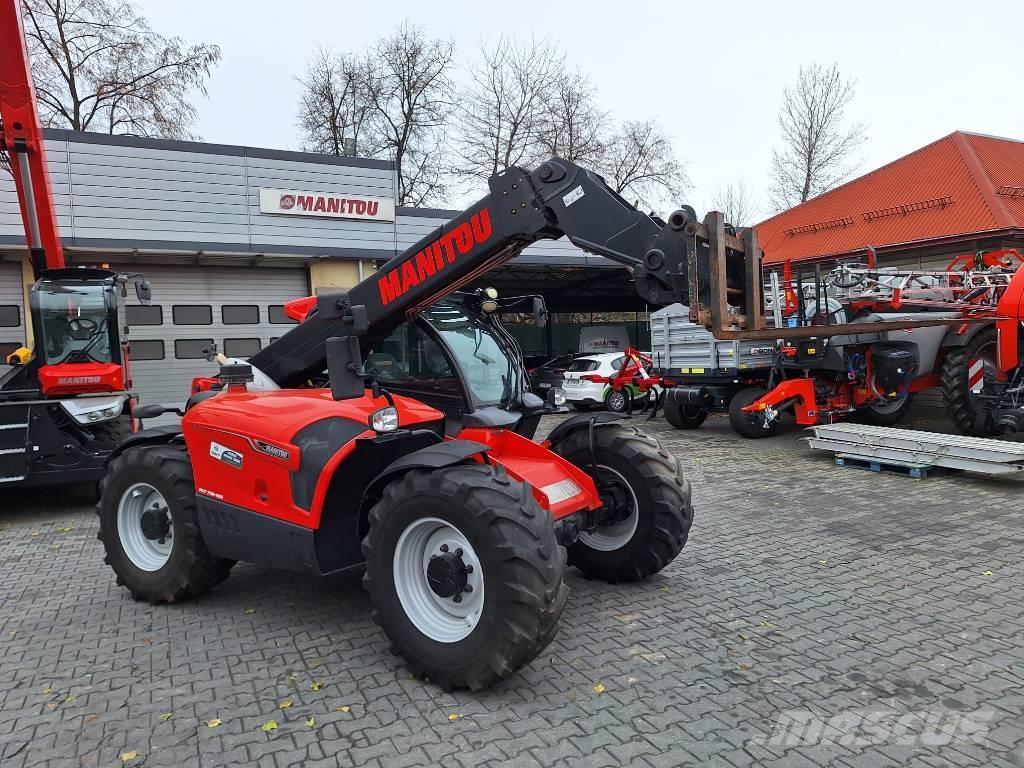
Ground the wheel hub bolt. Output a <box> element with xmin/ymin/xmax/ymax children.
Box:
<box><xmin>439</xmin><ymin>544</ymin><xmax>448</xmax><ymax>553</ymax></box>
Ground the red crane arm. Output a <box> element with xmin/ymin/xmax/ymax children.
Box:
<box><xmin>0</xmin><ymin>0</ymin><xmax>65</xmax><ymax>275</ymax></box>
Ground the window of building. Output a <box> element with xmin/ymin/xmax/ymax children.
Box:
<box><xmin>172</xmin><ymin>305</ymin><xmax>212</xmax><ymax>325</ymax></box>
<box><xmin>222</xmin><ymin>305</ymin><xmax>260</xmax><ymax>325</ymax></box>
<box><xmin>0</xmin><ymin>342</ymin><xmax>21</xmax><ymax>360</ymax></box>
<box><xmin>268</xmin><ymin>305</ymin><xmax>298</xmax><ymax>324</ymax></box>
<box><xmin>0</xmin><ymin>306</ymin><xmax>20</xmax><ymax>327</ymax></box>
<box><xmin>174</xmin><ymin>338</ymin><xmax>214</xmax><ymax>359</ymax></box>
<box><xmin>125</xmin><ymin>305</ymin><xmax>163</xmax><ymax>326</ymax></box>
<box><xmin>223</xmin><ymin>338</ymin><xmax>261</xmax><ymax>358</ymax></box>
<box><xmin>129</xmin><ymin>340</ymin><xmax>165</xmax><ymax>361</ymax></box>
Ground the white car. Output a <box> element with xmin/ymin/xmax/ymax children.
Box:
<box><xmin>560</xmin><ymin>352</ymin><xmax>659</xmax><ymax>412</ymax></box>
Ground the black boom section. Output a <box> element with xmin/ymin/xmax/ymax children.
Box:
<box><xmin>250</xmin><ymin>158</ymin><xmax>698</xmax><ymax>389</ymax></box>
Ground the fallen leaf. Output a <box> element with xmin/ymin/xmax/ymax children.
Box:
<box><xmin>819</xmin><ymin>560</ymin><xmax>828</xmax><ymax>565</ymax></box>
<box><xmin>738</xmin><ymin>663</ymin><xmax>753</xmax><ymax>670</ymax></box>
<box><xmin>447</xmin><ymin>713</ymin><xmax>460</xmax><ymax>721</ymax></box>
<box><xmin>120</xmin><ymin>751</ymin><xmax>138</xmax><ymax>762</ymax></box>
<box><xmin>244</xmin><ymin>608</ymin><xmax>255</xmax><ymax>615</ymax></box>
<box><xmin>47</xmin><ymin>702</ymin><xmax>58</xmax><ymax>710</ymax></box>
<box><xmin>64</xmin><ymin>695</ymin><xmax>76</xmax><ymax>703</ymax></box>
<box><xmin>288</xmin><ymin>673</ymin><xmax>299</xmax><ymax>681</ymax></box>
<box><xmin>982</xmin><ymin>570</ymin><xmax>993</xmax><ymax>576</ymax></box>
<box><xmin>593</xmin><ymin>683</ymin><xmax>606</xmax><ymax>694</ymax></box>
<box><xmin>304</xmin><ymin>716</ymin><xmax>316</xmax><ymax>728</ymax></box>
<box><xmin>309</xmin><ymin>661</ymin><xmax>321</xmax><ymax>668</ymax></box>
<box><xmin>43</xmin><ymin>687</ymin><xmax>54</xmax><ymax>694</ymax></box>
<box><xmin>738</xmin><ymin>633</ymin><xmax>749</xmax><ymax>641</ymax></box>
<box><xmin>206</xmin><ymin>719</ymin><xmax>222</xmax><ymax>728</ymax></box>
<box><xmin>8</xmin><ymin>630</ymin><xmax>15</xmax><ymax>638</ymax></box>
<box><xmin>336</xmin><ymin>705</ymin><xmax>351</xmax><ymax>713</ymax></box>
<box><xmin>759</xmin><ymin>621</ymin><xmax>777</xmax><ymax>629</ymax></box>
<box><xmin>310</xmin><ymin>681</ymin><xmax>324</xmax><ymax>691</ymax></box>
<box><xmin>57</xmin><ymin>527</ymin><xmax>75</xmax><ymax>533</ymax></box>
<box><xmin>260</xmin><ymin>719</ymin><xmax>278</xmax><ymax>733</ymax></box>
<box><xmin>278</xmin><ymin>699</ymin><xmax>293</xmax><ymax>710</ymax></box>
<box><xmin>159</xmin><ymin>712</ymin><xmax>173</xmax><ymax>721</ymax></box>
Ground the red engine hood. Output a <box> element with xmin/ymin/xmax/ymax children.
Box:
<box><xmin>38</xmin><ymin>362</ymin><xmax>125</xmax><ymax>396</ymax></box>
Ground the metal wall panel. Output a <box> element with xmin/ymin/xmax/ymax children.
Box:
<box><xmin>115</xmin><ymin>264</ymin><xmax>308</xmax><ymax>406</ymax></box>
<box><xmin>0</xmin><ymin>262</ymin><xmax>25</xmax><ymax>376</ymax></box>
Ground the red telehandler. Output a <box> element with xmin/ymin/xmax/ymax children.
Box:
<box><xmin>0</xmin><ymin>0</ymin><xmax>150</xmax><ymax>489</ymax></box>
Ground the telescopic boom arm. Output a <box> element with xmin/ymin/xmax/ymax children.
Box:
<box><xmin>0</xmin><ymin>0</ymin><xmax>65</xmax><ymax>277</ymax></box>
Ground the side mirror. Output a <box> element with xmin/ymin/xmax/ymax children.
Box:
<box><xmin>134</xmin><ymin>403</ymin><xmax>167</xmax><ymax>420</ymax></box>
<box><xmin>326</xmin><ymin>335</ymin><xmax>366</xmax><ymax>400</ymax></box>
<box><xmin>533</xmin><ymin>296</ymin><xmax>548</xmax><ymax>328</ymax></box>
<box><xmin>135</xmin><ymin>280</ymin><xmax>152</xmax><ymax>305</ymax></box>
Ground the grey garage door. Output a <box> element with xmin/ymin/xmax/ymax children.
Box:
<box><xmin>116</xmin><ymin>264</ymin><xmax>307</xmax><ymax>406</ymax></box>
<box><xmin>0</xmin><ymin>262</ymin><xmax>26</xmax><ymax>376</ymax></box>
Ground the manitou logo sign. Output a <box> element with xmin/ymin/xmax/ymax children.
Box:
<box><xmin>259</xmin><ymin>188</ymin><xmax>395</xmax><ymax>222</ymax></box>
<box><xmin>378</xmin><ymin>208</ymin><xmax>493</xmax><ymax>306</ymax></box>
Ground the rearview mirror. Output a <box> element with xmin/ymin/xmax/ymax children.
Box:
<box><xmin>326</xmin><ymin>335</ymin><xmax>366</xmax><ymax>400</ymax></box>
<box><xmin>533</xmin><ymin>296</ymin><xmax>548</xmax><ymax>328</ymax></box>
<box><xmin>135</xmin><ymin>280</ymin><xmax>152</xmax><ymax>305</ymax></box>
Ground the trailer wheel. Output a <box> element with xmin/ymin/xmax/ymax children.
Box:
<box><xmin>728</xmin><ymin>387</ymin><xmax>779</xmax><ymax>438</ymax></box>
<box><xmin>97</xmin><ymin>446</ymin><xmax>234</xmax><ymax>603</ymax></box>
<box><xmin>855</xmin><ymin>393</ymin><xmax>913</xmax><ymax>426</ymax></box>
<box><xmin>604</xmin><ymin>387</ymin><xmax>632</xmax><ymax>413</ymax></box>
<box><xmin>550</xmin><ymin>424</ymin><xmax>692</xmax><ymax>583</ymax></box>
<box><xmin>362</xmin><ymin>465</ymin><xmax>568</xmax><ymax>691</ymax></box>
<box><xmin>663</xmin><ymin>395</ymin><xmax>708</xmax><ymax>429</ymax></box>
<box><xmin>941</xmin><ymin>327</ymin><xmax>998</xmax><ymax>436</ymax></box>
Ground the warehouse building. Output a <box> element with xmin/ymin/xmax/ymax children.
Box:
<box><xmin>0</xmin><ymin>129</ymin><xmax>640</xmax><ymax>405</ymax></box>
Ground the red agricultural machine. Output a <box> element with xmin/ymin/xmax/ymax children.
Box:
<box><xmin>0</xmin><ymin>1</ymin><xmax>149</xmax><ymax>488</ymax></box>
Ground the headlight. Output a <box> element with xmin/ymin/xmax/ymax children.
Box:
<box><xmin>369</xmin><ymin>406</ymin><xmax>399</xmax><ymax>433</ymax></box>
<box><xmin>103</xmin><ymin>409</ymin><xmax>115</xmax><ymax>418</ymax></box>
<box><xmin>88</xmin><ymin>411</ymin><xmax>100</xmax><ymax>421</ymax></box>
<box><xmin>484</xmin><ymin>287</ymin><xmax>498</xmax><ymax>299</ymax></box>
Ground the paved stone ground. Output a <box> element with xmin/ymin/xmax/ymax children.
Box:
<box><xmin>2</xmin><ymin>411</ymin><xmax>1023</xmax><ymax>768</ymax></box>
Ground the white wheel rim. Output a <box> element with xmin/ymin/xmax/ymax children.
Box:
<box><xmin>608</xmin><ymin>390</ymin><xmax>626</xmax><ymax>411</ymax></box>
<box><xmin>870</xmin><ymin>394</ymin><xmax>908</xmax><ymax>415</ymax></box>
<box><xmin>579</xmin><ymin>465</ymin><xmax>639</xmax><ymax>551</ymax></box>
<box><xmin>393</xmin><ymin>517</ymin><xmax>484</xmax><ymax>643</ymax></box>
<box><xmin>117</xmin><ymin>482</ymin><xmax>173</xmax><ymax>572</ymax></box>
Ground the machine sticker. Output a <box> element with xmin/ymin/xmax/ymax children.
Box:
<box><xmin>209</xmin><ymin>441</ymin><xmax>243</xmax><ymax>469</ymax></box>
<box><xmin>563</xmin><ymin>185</ymin><xmax>585</xmax><ymax>207</ymax></box>
<box><xmin>254</xmin><ymin>439</ymin><xmax>290</xmax><ymax>461</ymax></box>
<box><xmin>750</xmin><ymin>347</ymin><xmax>774</xmax><ymax>355</ymax></box>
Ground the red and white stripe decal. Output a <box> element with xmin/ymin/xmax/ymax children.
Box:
<box><xmin>968</xmin><ymin>358</ymin><xmax>985</xmax><ymax>393</ymax></box>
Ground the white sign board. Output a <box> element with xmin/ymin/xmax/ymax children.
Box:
<box><xmin>259</xmin><ymin>188</ymin><xmax>395</xmax><ymax>222</ymax></box>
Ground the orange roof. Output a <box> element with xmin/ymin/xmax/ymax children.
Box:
<box><xmin>755</xmin><ymin>131</ymin><xmax>1024</xmax><ymax>264</ymax></box>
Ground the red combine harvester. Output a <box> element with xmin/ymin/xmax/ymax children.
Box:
<box><xmin>0</xmin><ymin>1</ymin><xmax>149</xmax><ymax>488</ymax></box>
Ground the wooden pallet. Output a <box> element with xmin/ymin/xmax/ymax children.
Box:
<box><xmin>833</xmin><ymin>452</ymin><xmax>934</xmax><ymax>479</ymax></box>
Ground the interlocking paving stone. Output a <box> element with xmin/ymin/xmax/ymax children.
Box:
<box><xmin>1</xmin><ymin>411</ymin><xmax>1022</xmax><ymax>767</ymax></box>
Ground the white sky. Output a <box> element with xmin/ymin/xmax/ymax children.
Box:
<box><xmin>137</xmin><ymin>0</ymin><xmax>1024</xmax><ymax>221</ymax></box>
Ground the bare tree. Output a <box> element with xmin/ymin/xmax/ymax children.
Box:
<box><xmin>769</xmin><ymin>62</ymin><xmax>866</xmax><ymax>209</ymax></box>
<box><xmin>21</xmin><ymin>0</ymin><xmax>220</xmax><ymax>139</ymax></box>
<box><xmin>452</xmin><ymin>37</ymin><xmax>565</xmax><ymax>182</ymax></box>
<box><xmin>596</xmin><ymin>119</ymin><xmax>689</xmax><ymax>209</ymax></box>
<box><xmin>711</xmin><ymin>182</ymin><xmax>758</xmax><ymax>227</ymax></box>
<box><xmin>537</xmin><ymin>69</ymin><xmax>607</xmax><ymax>166</ymax></box>
<box><xmin>296</xmin><ymin>49</ymin><xmax>376</xmax><ymax>157</ymax></box>
<box><xmin>367</xmin><ymin>21</ymin><xmax>454</xmax><ymax>207</ymax></box>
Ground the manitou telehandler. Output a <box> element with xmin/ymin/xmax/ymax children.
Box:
<box><xmin>0</xmin><ymin>0</ymin><xmax>149</xmax><ymax>489</ymax></box>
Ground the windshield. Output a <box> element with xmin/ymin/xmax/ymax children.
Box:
<box><xmin>567</xmin><ymin>359</ymin><xmax>600</xmax><ymax>373</ymax></box>
<box><xmin>422</xmin><ymin>303</ymin><xmax>513</xmax><ymax>406</ymax></box>
<box><xmin>36</xmin><ymin>283</ymin><xmax>112</xmax><ymax>365</ymax></box>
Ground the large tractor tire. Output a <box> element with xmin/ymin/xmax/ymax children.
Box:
<box><xmin>854</xmin><ymin>393</ymin><xmax>913</xmax><ymax>426</ymax></box>
<box><xmin>362</xmin><ymin>465</ymin><xmax>568</xmax><ymax>691</ymax></box>
<box><xmin>662</xmin><ymin>394</ymin><xmax>708</xmax><ymax>429</ymax></box>
<box><xmin>550</xmin><ymin>424</ymin><xmax>692</xmax><ymax>583</ymax></box>
<box><xmin>941</xmin><ymin>327</ymin><xmax>998</xmax><ymax>436</ymax></box>
<box><xmin>728</xmin><ymin>387</ymin><xmax>780</xmax><ymax>438</ymax></box>
<box><xmin>97</xmin><ymin>446</ymin><xmax>235</xmax><ymax>603</ymax></box>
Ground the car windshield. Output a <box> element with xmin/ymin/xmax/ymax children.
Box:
<box><xmin>567</xmin><ymin>359</ymin><xmax>600</xmax><ymax>373</ymax></box>
<box><xmin>422</xmin><ymin>303</ymin><xmax>513</xmax><ymax>406</ymax></box>
<box><xmin>36</xmin><ymin>283</ymin><xmax>112</xmax><ymax>365</ymax></box>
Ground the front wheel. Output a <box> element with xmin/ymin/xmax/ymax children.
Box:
<box><xmin>362</xmin><ymin>465</ymin><xmax>568</xmax><ymax>690</ymax></box>
<box><xmin>728</xmin><ymin>387</ymin><xmax>780</xmax><ymax>438</ymax></box>
<box><xmin>97</xmin><ymin>446</ymin><xmax>234</xmax><ymax>603</ymax></box>
<box><xmin>550</xmin><ymin>424</ymin><xmax>693</xmax><ymax>583</ymax></box>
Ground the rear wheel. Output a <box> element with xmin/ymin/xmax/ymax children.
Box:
<box><xmin>728</xmin><ymin>387</ymin><xmax>779</xmax><ymax>438</ymax></box>
<box><xmin>604</xmin><ymin>387</ymin><xmax>632</xmax><ymax>413</ymax></box>
<box><xmin>97</xmin><ymin>446</ymin><xmax>234</xmax><ymax>603</ymax></box>
<box><xmin>550</xmin><ymin>424</ymin><xmax>692</xmax><ymax>583</ymax></box>
<box><xmin>362</xmin><ymin>465</ymin><xmax>567</xmax><ymax>690</ymax></box>
<box><xmin>941</xmin><ymin>327</ymin><xmax>998</xmax><ymax>436</ymax></box>
<box><xmin>663</xmin><ymin>394</ymin><xmax>708</xmax><ymax>429</ymax></box>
